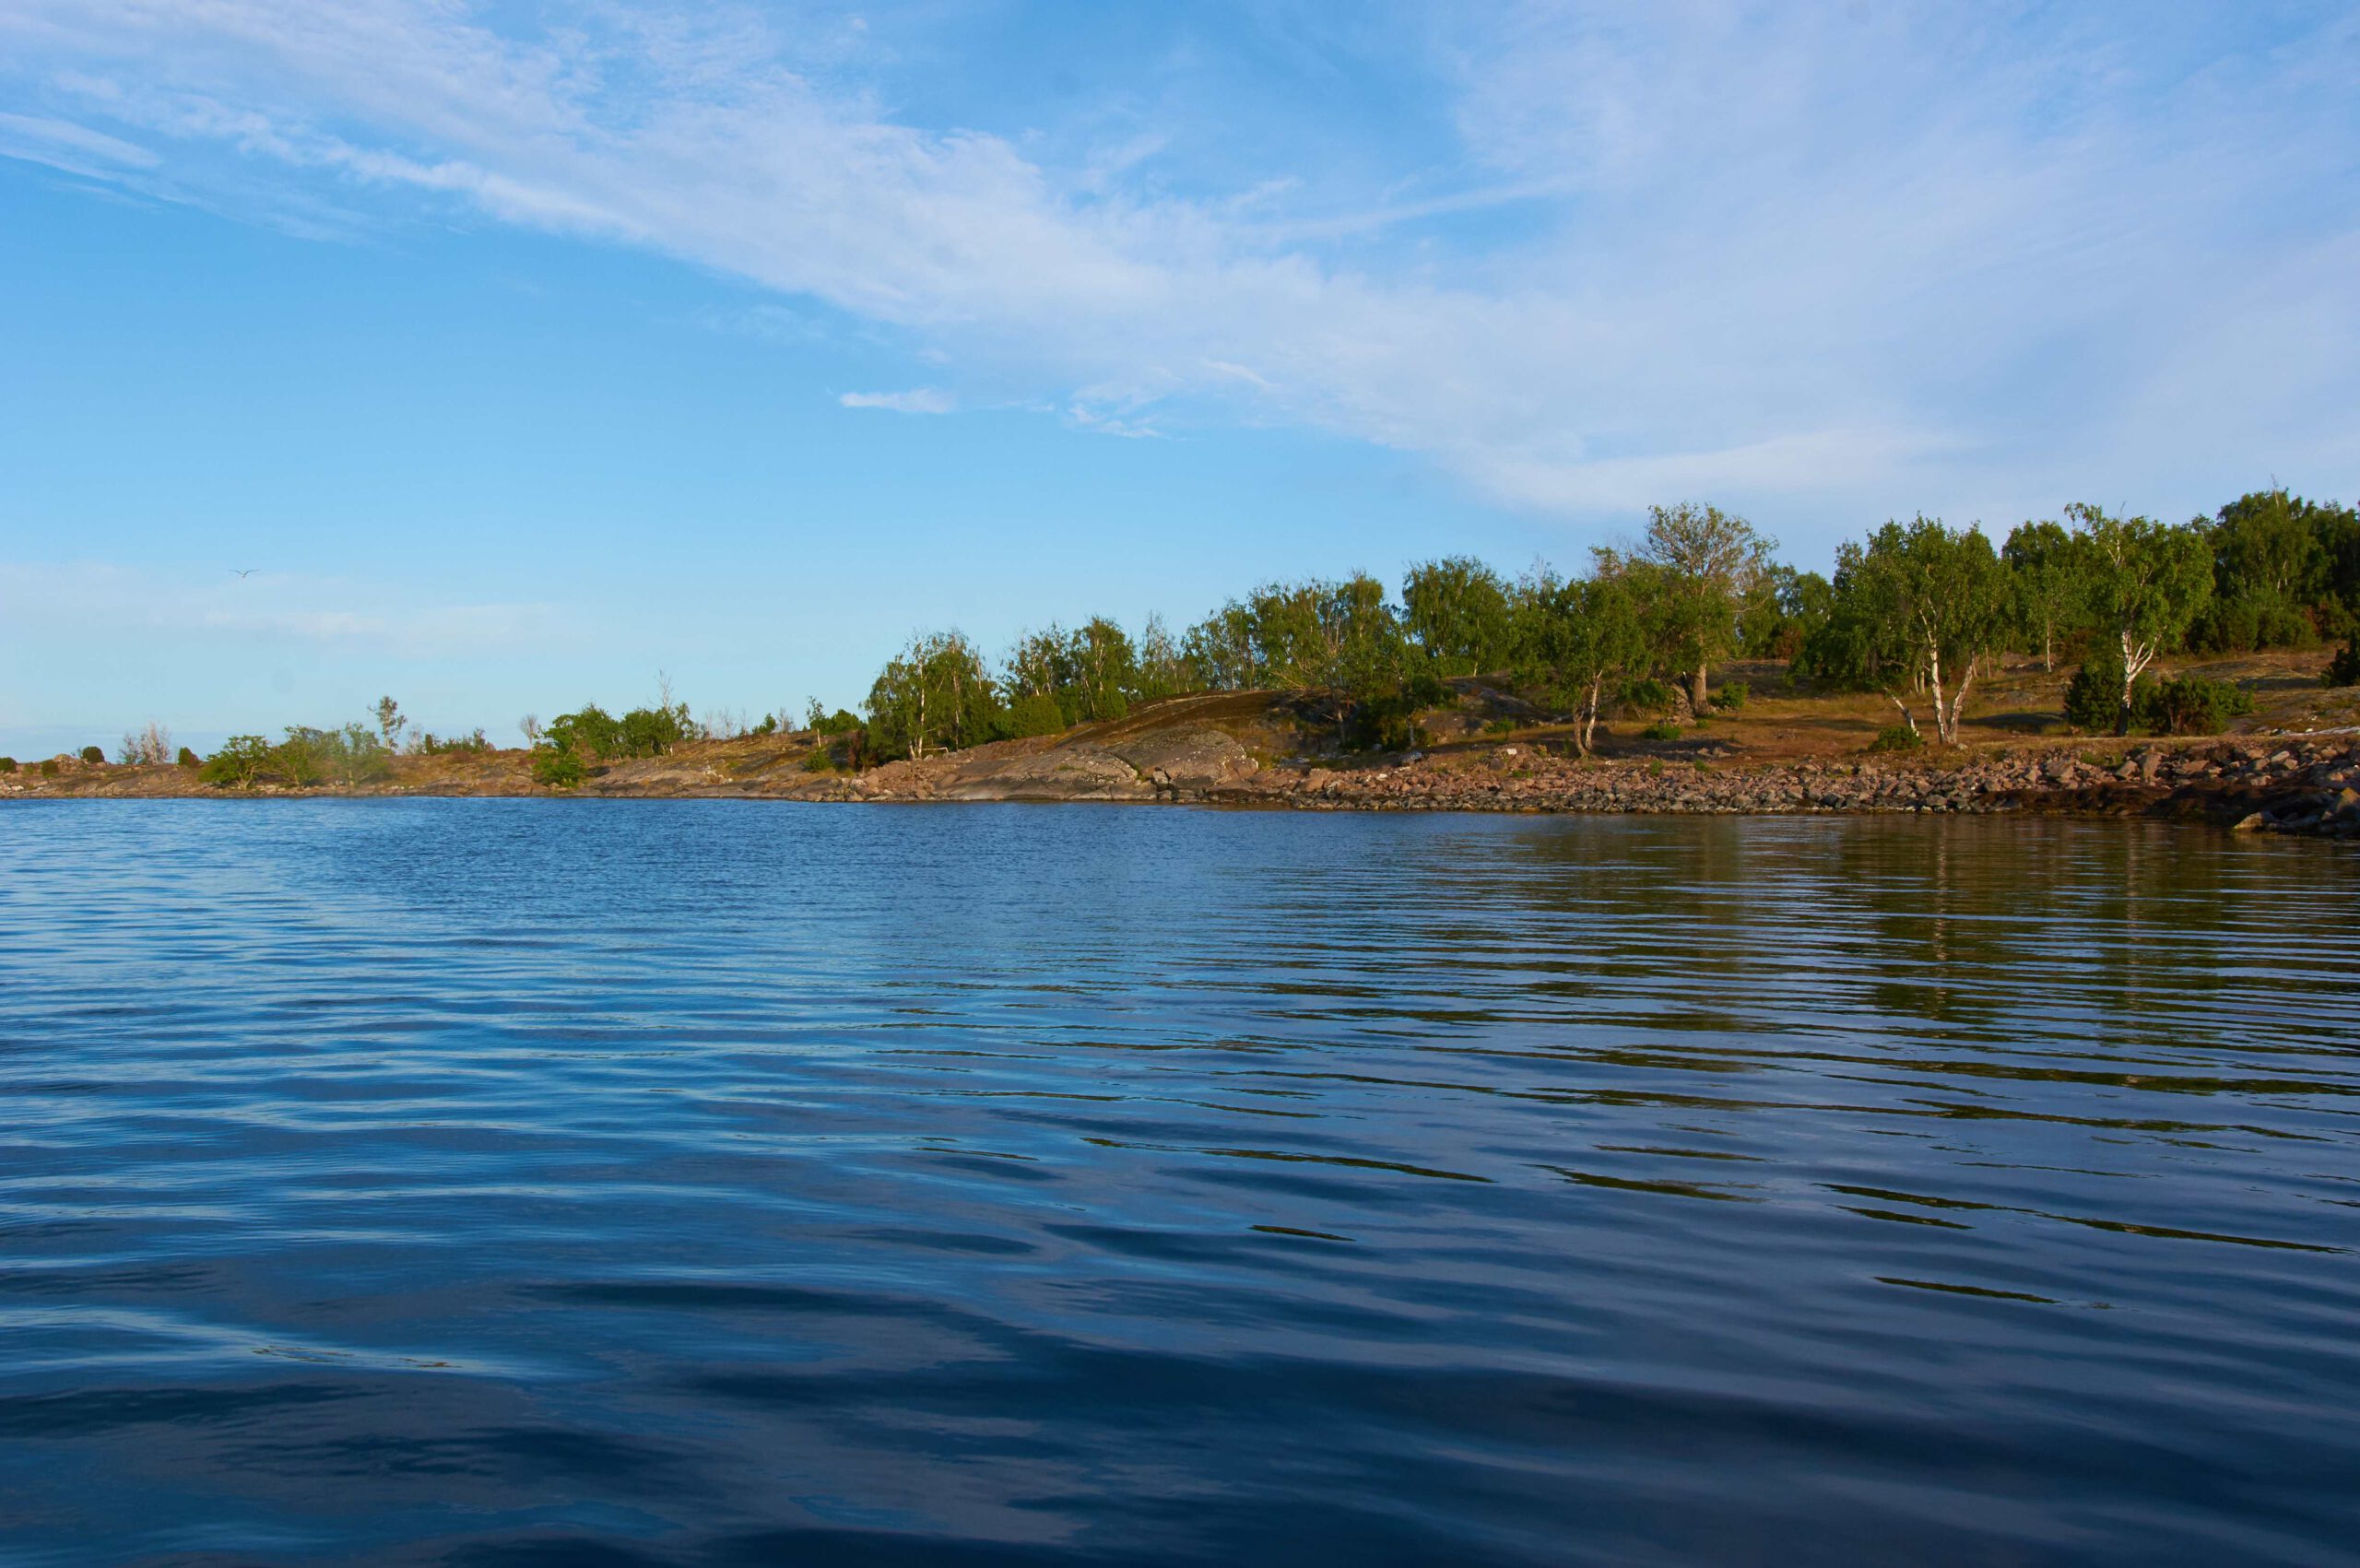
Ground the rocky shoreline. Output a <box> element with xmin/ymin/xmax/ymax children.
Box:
<box><xmin>18</xmin><ymin>725</ymin><xmax>2354</xmax><ymax>841</ymax></box>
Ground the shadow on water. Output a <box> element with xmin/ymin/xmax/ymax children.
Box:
<box><xmin>0</xmin><ymin>802</ymin><xmax>2355</xmax><ymax>1565</ymax></box>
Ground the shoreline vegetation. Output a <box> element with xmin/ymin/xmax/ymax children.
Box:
<box><xmin>12</xmin><ymin>491</ymin><xmax>2360</xmax><ymax>841</ymax></box>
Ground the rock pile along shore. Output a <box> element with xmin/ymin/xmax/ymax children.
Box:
<box><xmin>844</xmin><ymin>729</ymin><xmax>2360</xmax><ymax>840</ymax></box>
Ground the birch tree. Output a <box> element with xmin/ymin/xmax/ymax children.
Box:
<box><xmin>1830</xmin><ymin>517</ymin><xmax>2011</xmax><ymax>745</ymax></box>
<box><xmin>2067</xmin><ymin>503</ymin><xmax>2213</xmax><ymax>736</ymax></box>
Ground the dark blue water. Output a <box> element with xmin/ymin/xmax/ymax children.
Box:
<box><xmin>2</xmin><ymin>802</ymin><xmax>2356</xmax><ymax>1566</ymax></box>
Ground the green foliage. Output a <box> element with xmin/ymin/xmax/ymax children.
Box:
<box><xmin>78</xmin><ymin>745</ymin><xmax>103</xmax><ymax>765</ymax></box>
<box><xmin>1712</xmin><ymin>679</ymin><xmax>1749</xmax><ymax>712</ymax></box>
<box><xmin>1867</xmin><ymin>725</ymin><xmax>1925</xmax><ymax>753</ymax></box>
<box><xmin>532</xmin><ymin>747</ymin><xmax>587</xmax><ymax>788</ymax></box>
<box><xmin>545</xmin><ymin>703</ymin><xmax>620</xmax><ymax>758</ymax></box>
<box><xmin>200</xmin><ymin>735</ymin><xmax>273</xmax><ymax>788</ymax></box>
<box><xmin>1484</xmin><ymin>716</ymin><xmax>1516</xmax><ymax>736</ymax></box>
<box><xmin>176</xmin><ymin>748</ymin><xmax>199</xmax><ymax>769</ymax></box>
<box><xmin>418</xmin><ymin>728</ymin><xmax>490</xmax><ymax>755</ymax></box>
<box><xmin>1003</xmin><ymin>617</ymin><xmax>1139</xmax><ymax>725</ymax></box>
<box><xmin>1737</xmin><ymin>565</ymin><xmax>1832</xmax><ymax>661</ymax></box>
<box><xmin>1004</xmin><ymin>690</ymin><xmax>1068</xmax><ymax>738</ymax></box>
<box><xmin>1631</xmin><ymin>501</ymin><xmax>1776</xmax><ymax>702</ymax></box>
<box><xmin>1640</xmin><ymin>720</ymin><xmax>1683</xmax><ymax>741</ymax></box>
<box><xmin>1510</xmin><ymin>566</ymin><xmax>1652</xmax><ymax>754</ymax></box>
<box><xmin>749</xmin><ymin>713</ymin><xmax>778</xmax><ymax>737</ymax></box>
<box><xmin>1401</xmin><ymin>556</ymin><xmax>1514</xmax><ymax>677</ymax></box>
<box><xmin>2192</xmin><ymin>489</ymin><xmax>2328</xmax><ymax>650</ymax></box>
<box><xmin>2142</xmin><ymin>672</ymin><xmax>2252</xmax><ymax>736</ymax></box>
<box><xmin>545</xmin><ymin>699</ymin><xmax>692</xmax><ymax>760</ymax></box>
<box><xmin>1618</xmin><ymin>676</ymin><xmax>1678</xmax><ymax>719</ymax></box>
<box><xmin>2324</xmin><ymin>639</ymin><xmax>2360</xmax><ymax>688</ymax></box>
<box><xmin>1817</xmin><ymin>516</ymin><xmax>2011</xmax><ymax>743</ymax></box>
<box><xmin>800</xmin><ymin>747</ymin><xmax>838</xmax><ymax>773</ymax></box>
<box><xmin>2001</xmin><ymin>519</ymin><xmax>2092</xmax><ymax>670</ymax></box>
<box><xmin>0</xmin><ymin>757</ymin><xmax>15</xmax><ymax>773</ymax></box>
<box><xmin>2069</xmin><ymin>503</ymin><xmax>2213</xmax><ymax>733</ymax></box>
<box><xmin>804</xmin><ymin>702</ymin><xmax>865</xmax><ymax>736</ymax></box>
<box><xmin>867</xmin><ymin>631</ymin><xmax>1000</xmax><ymax>760</ymax></box>
<box><xmin>2063</xmin><ymin>645</ymin><xmax>2144</xmax><ymax>733</ymax></box>
<box><xmin>40</xmin><ymin>760</ymin><xmax>59</xmax><ymax>777</ymax></box>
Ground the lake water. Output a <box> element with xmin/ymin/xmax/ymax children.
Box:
<box><xmin>2</xmin><ymin>801</ymin><xmax>2356</xmax><ymax>1566</ymax></box>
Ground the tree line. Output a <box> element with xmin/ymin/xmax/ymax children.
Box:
<box><xmin>42</xmin><ymin>485</ymin><xmax>2357</xmax><ymax>786</ymax></box>
<box><xmin>853</xmin><ymin>488</ymin><xmax>2360</xmax><ymax>758</ymax></box>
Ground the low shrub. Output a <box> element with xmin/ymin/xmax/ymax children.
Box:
<box><xmin>2063</xmin><ymin>645</ymin><xmax>2150</xmax><ymax>733</ymax></box>
<box><xmin>1484</xmin><ymin>716</ymin><xmax>1517</xmax><ymax>736</ymax></box>
<box><xmin>2142</xmin><ymin>673</ymin><xmax>2253</xmax><ymax>736</ymax></box>
<box><xmin>1867</xmin><ymin>725</ymin><xmax>1925</xmax><ymax>753</ymax></box>
<box><xmin>0</xmin><ymin>757</ymin><xmax>14</xmax><ymax>773</ymax></box>
<box><xmin>78</xmin><ymin>745</ymin><xmax>103</xmax><ymax>765</ymax></box>
<box><xmin>1712</xmin><ymin>680</ymin><xmax>1750</xmax><ymax>712</ymax></box>
<box><xmin>418</xmin><ymin>728</ymin><xmax>490</xmax><ymax>756</ymax></box>
<box><xmin>1620</xmin><ymin>677</ymin><xmax>1678</xmax><ymax>720</ymax></box>
<box><xmin>532</xmin><ymin>748</ymin><xmax>587</xmax><ymax>789</ymax></box>
<box><xmin>1640</xmin><ymin>720</ymin><xmax>1682</xmax><ymax>741</ymax></box>
<box><xmin>176</xmin><ymin>748</ymin><xmax>199</xmax><ymax>769</ymax></box>
<box><xmin>800</xmin><ymin>748</ymin><xmax>836</xmax><ymax>773</ymax></box>
<box><xmin>41</xmin><ymin>759</ymin><xmax>60</xmax><ymax>777</ymax></box>
<box><xmin>2324</xmin><ymin>639</ymin><xmax>2360</xmax><ymax>689</ymax></box>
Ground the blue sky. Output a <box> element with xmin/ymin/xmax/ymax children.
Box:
<box><xmin>3</xmin><ymin>1</ymin><xmax>2356</xmax><ymax>755</ymax></box>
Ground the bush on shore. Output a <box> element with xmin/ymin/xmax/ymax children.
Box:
<box><xmin>531</xmin><ymin>748</ymin><xmax>587</xmax><ymax>788</ymax></box>
<box><xmin>1867</xmin><ymin>725</ymin><xmax>1925</xmax><ymax>753</ymax></box>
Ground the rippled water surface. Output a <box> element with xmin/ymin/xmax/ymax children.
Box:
<box><xmin>4</xmin><ymin>801</ymin><xmax>2358</xmax><ymax>1566</ymax></box>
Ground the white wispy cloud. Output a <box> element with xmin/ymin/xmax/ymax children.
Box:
<box><xmin>0</xmin><ymin>560</ymin><xmax>564</xmax><ymax>656</ymax></box>
<box><xmin>0</xmin><ymin>0</ymin><xmax>2352</xmax><ymax>528</ymax></box>
<box><xmin>839</xmin><ymin>388</ymin><xmax>955</xmax><ymax>414</ymax></box>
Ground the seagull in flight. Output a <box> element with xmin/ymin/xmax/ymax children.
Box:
<box><xmin>230</xmin><ymin>568</ymin><xmax>260</xmax><ymax>578</ymax></box>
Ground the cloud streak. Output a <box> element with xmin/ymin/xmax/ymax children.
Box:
<box><xmin>0</xmin><ymin>0</ymin><xmax>2354</xmax><ymax>528</ymax></box>
<box><xmin>840</xmin><ymin>388</ymin><xmax>955</xmax><ymax>415</ymax></box>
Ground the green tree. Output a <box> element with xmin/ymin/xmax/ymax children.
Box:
<box><xmin>1401</xmin><ymin>556</ymin><xmax>1514</xmax><ymax>677</ymax></box>
<box><xmin>544</xmin><ymin>704</ymin><xmax>622</xmax><ymax>759</ymax></box>
<box><xmin>1132</xmin><ymin>613</ymin><xmax>1195</xmax><ymax>702</ymax></box>
<box><xmin>2001</xmin><ymin>519</ymin><xmax>2088</xmax><ymax>671</ymax></box>
<box><xmin>1637</xmin><ymin>501</ymin><xmax>1776</xmax><ymax>710</ymax></box>
<box><xmin>2068</xmin><ymin>503</ymin><xmax>2214</xmax><ymax>736</ymax></box>
<box><xmin>1512</xmin><ymin>563</ymin><xmax>1649</xmax><ymax>756</ymax></box>
<box><xmin>200</xmin><ymin>735</ymin><xmax>272</xmax><ymax>789</ymax></box>
<box><xmin>2195</xmin><ymin>489</ymin><xmax>2330</xmax><ymax>650</ymax></box>
<box><xmin>1737</xmin><ymin>565</ymin><xmax>1831</xmax><ymax>661</ymax></box>
<box><xmin>866</xmin><ymin>631</ymin><xmax>1000</xmax><ymax>760</ymax></box>
<box><xmin>1825</xmin><ymin>517</ymin><xmax>2012</xmax><ymax>744</ymax></box>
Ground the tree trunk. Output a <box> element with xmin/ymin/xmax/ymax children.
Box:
<box><xmin>1692</xmin><ymin>663</ymin><xmax>1710</xmax><ymax>713</ymax></box>
<box><xmin>2115</xmin><ymin>630</ymin><xmax>2141</xmax><ymax>737</ymax></box>
<box><xmin>1577</xmin><ymin>678</ymin><xmax>1602</xmax><ymax>757</ymax></box>
<box><xmin>1883</xmin><ymin>690</ymin><xmax>1918</xmax><ymax>736</ymax></box>
<box><xmin>1928</xmin><ymin>648</ymin><xmax>1951</xmax><ymax>746</ymax></box>
<box><xmin>1944</xmin><ymin>663</ymin><xmax>1978</xmax><ymax>746</ymax></box>
<box><xmin>2041</xmin><ymin>622</ymin><xmax>2053</xmax><ymax>674</ymax></box>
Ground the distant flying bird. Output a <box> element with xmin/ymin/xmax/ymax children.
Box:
<box><xmin>230</xmin><ymin>568</ymin><xmax>259</xmax><ymax>578</ymax></box>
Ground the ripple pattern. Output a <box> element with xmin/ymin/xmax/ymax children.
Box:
<box><xmin>2</xmin><ymin>801</ymin><xmax>2356</xmax><ymax>1565</ymax></box>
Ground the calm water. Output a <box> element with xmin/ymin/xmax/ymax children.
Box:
<box><xmin>3</xmin><ymin>802</ymin><xmax>2357</xmax><ymax>1566</ymax></box>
